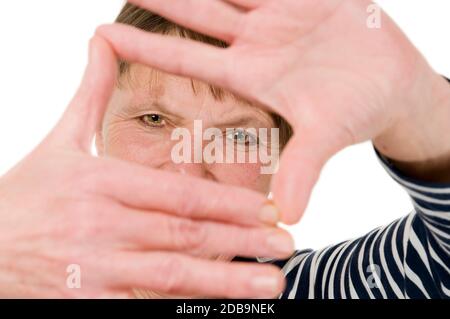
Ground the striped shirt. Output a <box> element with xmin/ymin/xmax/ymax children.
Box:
<box><xmin>264</xmin><ymin>150</ymin><xmax>450</xmax><ymax>299</ymax></box>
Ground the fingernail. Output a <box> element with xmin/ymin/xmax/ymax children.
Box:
<box><xmin>259</xmin><ymin>203</ymin><xmax>279</xmax><ymax>225</ymax></box>
<box><xmin>266</xmin><ymin>231</ymin><xmax>295</xmax><ymax>256</ymax></box>
<box><xmin>251</xmin><ymin>276</ymin><xmax>282</xmax><ymax>298</ymax></box>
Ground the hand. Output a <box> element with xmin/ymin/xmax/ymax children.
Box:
<box><xmin>97</xmin><ymin>0</ymin><xmax>450</xmax><ymax>223</ymax></box>
<box><xmin>0</xmin><ymin>36</ymin><xmax>292</xmax><ymax>298</ymax></box>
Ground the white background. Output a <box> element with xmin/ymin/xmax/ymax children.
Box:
<box><xmin>0</xmin><ymin>1</ymin><xmax>449</xmax><ymax>250</ymax></box>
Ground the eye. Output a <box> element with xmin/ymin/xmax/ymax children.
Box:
<box><xmin>226</xmin><ymin>129</ymin><xmax>258</xmax><ymax>146</ymax></box>
<box><xmin>139</xmin><ymin>113</ymin><xmax>165</xmax><ymax>127</ymax></box>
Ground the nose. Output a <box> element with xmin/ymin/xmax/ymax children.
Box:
<box><xmin>157</xmin><ymin>121</ymin><xmax>220</xmax><ymax>180</ymax></box>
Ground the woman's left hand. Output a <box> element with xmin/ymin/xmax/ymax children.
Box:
<box><xmin>98</xmin><ymin>0</ymin><xmax>450</xmax><ymax>223</ymax></box>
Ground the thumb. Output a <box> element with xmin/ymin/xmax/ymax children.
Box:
<box><xmin>271</xmin><ymin>126</ymin><xmax>348</xmax><ymax>225</ymax></box>
<box><xmin>45</xmin><ymin>35</ymin><xmax>117</xmax><ymax>153</ymax></box>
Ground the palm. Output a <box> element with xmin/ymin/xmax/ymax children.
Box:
<box><xmin>99</xmin><ymin>0</ymin><xmax>434</xmax><ymax>223</ymax></box>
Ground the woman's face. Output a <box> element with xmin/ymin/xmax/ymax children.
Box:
<box><xmin>97</xmin><ymin>64</ymin><xmax>278</xmax><ymax>298</ymax></box>
<box><xmin>97</xmin><ymin>64</ymin><xmax>276</xmax><ymax>194</ymax></box>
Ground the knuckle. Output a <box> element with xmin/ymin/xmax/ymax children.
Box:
<box><xmin>169</xmin><ymin>218</ymin><xmax>207</xmax><ymax>251</ymax></box>
<box><xmin>155</xmin><ymin>256</ymin><xmax>187</xmax><ymax>294</ymax></box>
<box><xmin>174</xmin><ymin>185</ymin><xmax>200</xmax><ymax>218</ymax></box>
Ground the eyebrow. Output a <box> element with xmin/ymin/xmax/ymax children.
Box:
<box><xmin>122</xmin><ymin>100</ymin><xmax>274</xmax><ymax>128</ymax></box>
<box><xmin>217</xmin><ymin>106</ymin><xmax>275</xmax><ymax>129</ymax></box>
<box><xmin>214</xmin><ymin>115</ymin><xmax>272</xmax><ymax>129</ymax></box>
<box><xmin>121</xmin><ymin>101</ymin><xmax>184</xmax><ymax>121</ymax></box>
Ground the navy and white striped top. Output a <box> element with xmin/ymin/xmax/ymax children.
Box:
<box><xmin>265</xmin><ymin>150</ymin><xmax>450</xmax><ymax>299</ymax></box>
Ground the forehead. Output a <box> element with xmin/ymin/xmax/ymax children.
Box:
<box><xmin>118</xmin><ymin>64</ymin><xmax>274</xmax><ymax>124</ymax></box>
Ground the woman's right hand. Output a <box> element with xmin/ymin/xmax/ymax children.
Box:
<box><xmin>0</xmin><ymin>36</ymin><xmax>293</xmax><ymax>298</ymax></box>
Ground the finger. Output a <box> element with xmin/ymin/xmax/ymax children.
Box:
<box><xmin>90</xmin><ymin>157</ymin><xmax>277</xmax><ymax>226</ymax></box>
<box><xmin>128</xmin><ymin>0</ymin><xmax>244</xmax><ymax>43</ymax></box>
<box><xmin>113</xmin><ymin>208</ymin><xmax>294</xmax><ymax>259</ymax></box>
<box><xmin>96</xmin><ymin>24</ymin><xmax>230</xmax><ymax>90</ymax></box>
<box><xmin>224</xmin><ymin>0</ymin><xmax>267</xmax><ymax>10</ymax></box>
<box><xmin>47</xmin><ymin>36</ymin><xmax>117</xmax><ymax>152</ymax></box>
<box><xmin>271</xmin><ymin>126</ymin><xmax>348</xmax><ymax>225</ymax></box>
<box><xmin>107</xmin><ymin>252</ymin><xmax>285</xmax><ymax>298</ymax></box>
